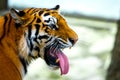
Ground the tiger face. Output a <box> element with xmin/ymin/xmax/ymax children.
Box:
<box><xmin>10</xmin><ymin>5</ymin><xmax>78</xmax><ymax>75</ymax></box>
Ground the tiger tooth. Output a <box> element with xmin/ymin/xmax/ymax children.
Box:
<box><xmin>56</xmin><ymin>59</ymin><xmax>60</xmax><ymax>63</ymax></box>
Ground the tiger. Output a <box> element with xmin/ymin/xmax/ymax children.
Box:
<box><xmin>0</xmin><ymin>5</ymin><xmax>78</xmax><ymax>80</ymax></box>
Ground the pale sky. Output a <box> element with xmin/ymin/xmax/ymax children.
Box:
<box><xmin>9</xmin><ymin>0</ymin><xmax>120</xmax><ymax>19</ymax></box>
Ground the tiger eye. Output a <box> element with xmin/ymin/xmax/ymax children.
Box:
<box><xmin>45</xmin><ymin>27</ymin><xmax>50</xmax><ymax>33</ymax></box>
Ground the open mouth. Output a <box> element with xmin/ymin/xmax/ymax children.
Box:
<box><xmin>44</xmin><ymin>41</ymin><xmax>69</xmax><ymax>75</ymax></box>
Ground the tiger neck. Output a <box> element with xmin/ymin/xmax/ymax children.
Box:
<box><xmin>0</xmin><ymin>13</ymin><xmax>26</xmax><ymax>77</ymax></box>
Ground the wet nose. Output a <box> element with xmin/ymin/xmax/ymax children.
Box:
<box><xmin>69</xmin><ymin>38</ymin><xmax>78</xmax><ymax>46</ymax></box>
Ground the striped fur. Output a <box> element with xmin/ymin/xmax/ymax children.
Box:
<box><xmin>0</xmin><ymin>5</ymin><xmax>78</xmax><ymax>80</ymax></box>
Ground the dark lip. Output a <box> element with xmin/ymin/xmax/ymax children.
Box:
<box><xmin>44</xmin><ymin>43</ymin><xmax>60</xmax><ymax>67</ymax></box>
<box><xmin>44</xmin><ymin>39</ymin><xmax>68</xmax><ymax>67</ymax></box>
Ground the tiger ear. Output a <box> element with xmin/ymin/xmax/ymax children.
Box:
<box><xmin>51</xmin><ymin>5</ymin><xmax>60</xmax><ymax>11</ymax></box>
<box><xmin>10</xmin><ymin>8</ymin><xmax>26</xmax><ymax>24</ymax></box>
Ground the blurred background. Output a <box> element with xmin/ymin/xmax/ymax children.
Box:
<box><xmin>0</xmin><ymin>0</ymin><xmax>120</xmax><ymax>80</ymax></box>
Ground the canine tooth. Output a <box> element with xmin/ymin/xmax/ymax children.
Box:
<box><xmin>56</xmin><ymin>59</ymin><xmax>60</xmax><ymax>63</ymax></box>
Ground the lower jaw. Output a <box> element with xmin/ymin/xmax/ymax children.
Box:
<box><xmin>48</xmin><ymin>65</ymin><xmax>59</xmax><ymax>70</ymax></box>
<box><xmin>44</xmin><ymin>47</ymin><xmax>59</xmax><ymax>67</ymax></box>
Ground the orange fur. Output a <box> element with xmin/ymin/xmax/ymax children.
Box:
<box><xmin>0</xmin><ymin>14</ymin><xmax>23</xmax><ymax>80</ymax></box>
<box><xmin>0</xmin><ymin>5</ymin><xmax>78</xmax><ymax>80</ymax></box>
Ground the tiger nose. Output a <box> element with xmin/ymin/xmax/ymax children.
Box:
<box><xmin>69</xmin><ymin>38</ymin><xmax>78</xmax><ymax>46</ymax></box>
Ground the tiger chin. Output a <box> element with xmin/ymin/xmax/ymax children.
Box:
<box><xmin>0</xmin><ymin>5</ymin><xmax>78</xmax><ymax>80</ymax></box>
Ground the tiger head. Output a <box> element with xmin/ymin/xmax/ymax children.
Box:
<box><xmin>10</xmin><ymin>5</ymin><xmax>78</xmax><ymax>75</ymax></box>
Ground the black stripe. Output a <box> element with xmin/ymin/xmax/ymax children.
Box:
<box><xmin>27</xmin><ymin>25</ymin><xmax>33</xmax><ymax>52</ymax></box>
<box><xmin>35</xmin><ymin>46</ymin><xmax>40</xmax><ymax>57</ymax></box>
<box><xmin>29</xmin><ymin>46</ymin><xmax>40</xmax><ymax>58</ymax></box>
<box><xmin>26</xmin><ymin>36</ymin><xmax>34</xmax><ymax>55</ymax></box>
<box><xmin>58</xmin><ymin>39</ymin><xmax>67</xmax><ymax>44</ymax></box>
<box><xmin>31</xmin><ymin>8</ymin><xmax>38</xmax><ymax>13</ymax></box>
<box><xmin>19</xmin><ymin>56</ymin><xmax>27</xmax><ymax>74</ymax></box>
<box><xmin>33</xmin><ymin>24</ymin><xmax>40</xmax><ymax>45</ymax></box>
<box><xmin>33</xmin><ymin>37</ymin><xmax>39</xmax><ymax>45</ymax></box>
<box><xmin>18</xmin><ymin>11</ymin><xmax>25</xmax><ymax>17</ymax></box>
<box><xmin>44</xmin><ymin>18</ymin><xmax>50</xmax><ymax>23</ymax></box>
<box><xmin>29</xmin><ymin>39</ymin><xmax>33</xmax><ymax>52</ymax></box>
<box><xmin>45</xmin><ymin>37</ymin><xmax>52</xmax><ymax>43</ymax></box>
<box><xmin>36</xmin><ymin>18</ymin><xmax>41</xmax><ymax>23</ymax></box>
<box><xmin>26</xmin><ymin>38</ymin><xmax>30</xmax><ymax>49</ymax></box>
<box><xmin>28</xmin><ymin>14</ymin><xmax>36</xmax><ymax>24</ymax></box>
<box><xmin>15</xmin><ymin>23</ymin><xmax>21</xmax><ymax>29</ymax></box>
<box><xmin>44</xmin><ymin>12</ymin><xmax>50</xmax><ymax>16</ymax></box>
<box><xmin>26</xmin><ymin>8</ymin><xmax>33</xmax><ymax>13</ymax></box>
<box><xmin>28</xmin><ymin>25</ymin><xmax>32</xmax><ymax>39</ymax></box>
<box><xmin>7</xmin><ymin>14</ymin><xmax>12</xmax><ymax>33</ymax></box>
<box><xmin>38</xmin><ymin>35</ymin><xmax>49</xmax><ymax>40</ymax></box>
<box><xmin>38</xmin><ymin>11</ymin><xmax>44</xmax><ymax>16</ymax></box>
<box><xmin>45</xmin><ymin>27</ymin><xmax>49</xmax><ymax>33</ymax></box>
<box><xmin>34</xmin><ymin>24</ymin><xmax>40</xmax><ymax>36</ymax></box>
<box><xmin>50</xmin><ymin>24</ymin><xmax>58</xmax><ymax>30</ymax></box>
<box><xmin>38</xmin><ymin>52</ymin><xmax>41</xmax><ymax>57</ymax></box>
<box><xmin>0</xmin><ymin>15</ymin><xmax>8</xmax><ymax>41</ymax></box>
<box><xmin>42</xmin><ymin>23</ymin><xmax>46</xmax><ymax>27</ymax></box>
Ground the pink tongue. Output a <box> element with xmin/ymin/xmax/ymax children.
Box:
<box><xmin>56</xmin><ymin>50</ymin><xmax>69</xmax><ymax>75</ymax></box>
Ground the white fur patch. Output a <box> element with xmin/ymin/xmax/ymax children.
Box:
<box><xmin>42</xmin><ymin>15</ymin><xmax>57</xmax><ymax>25</ymax></box>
